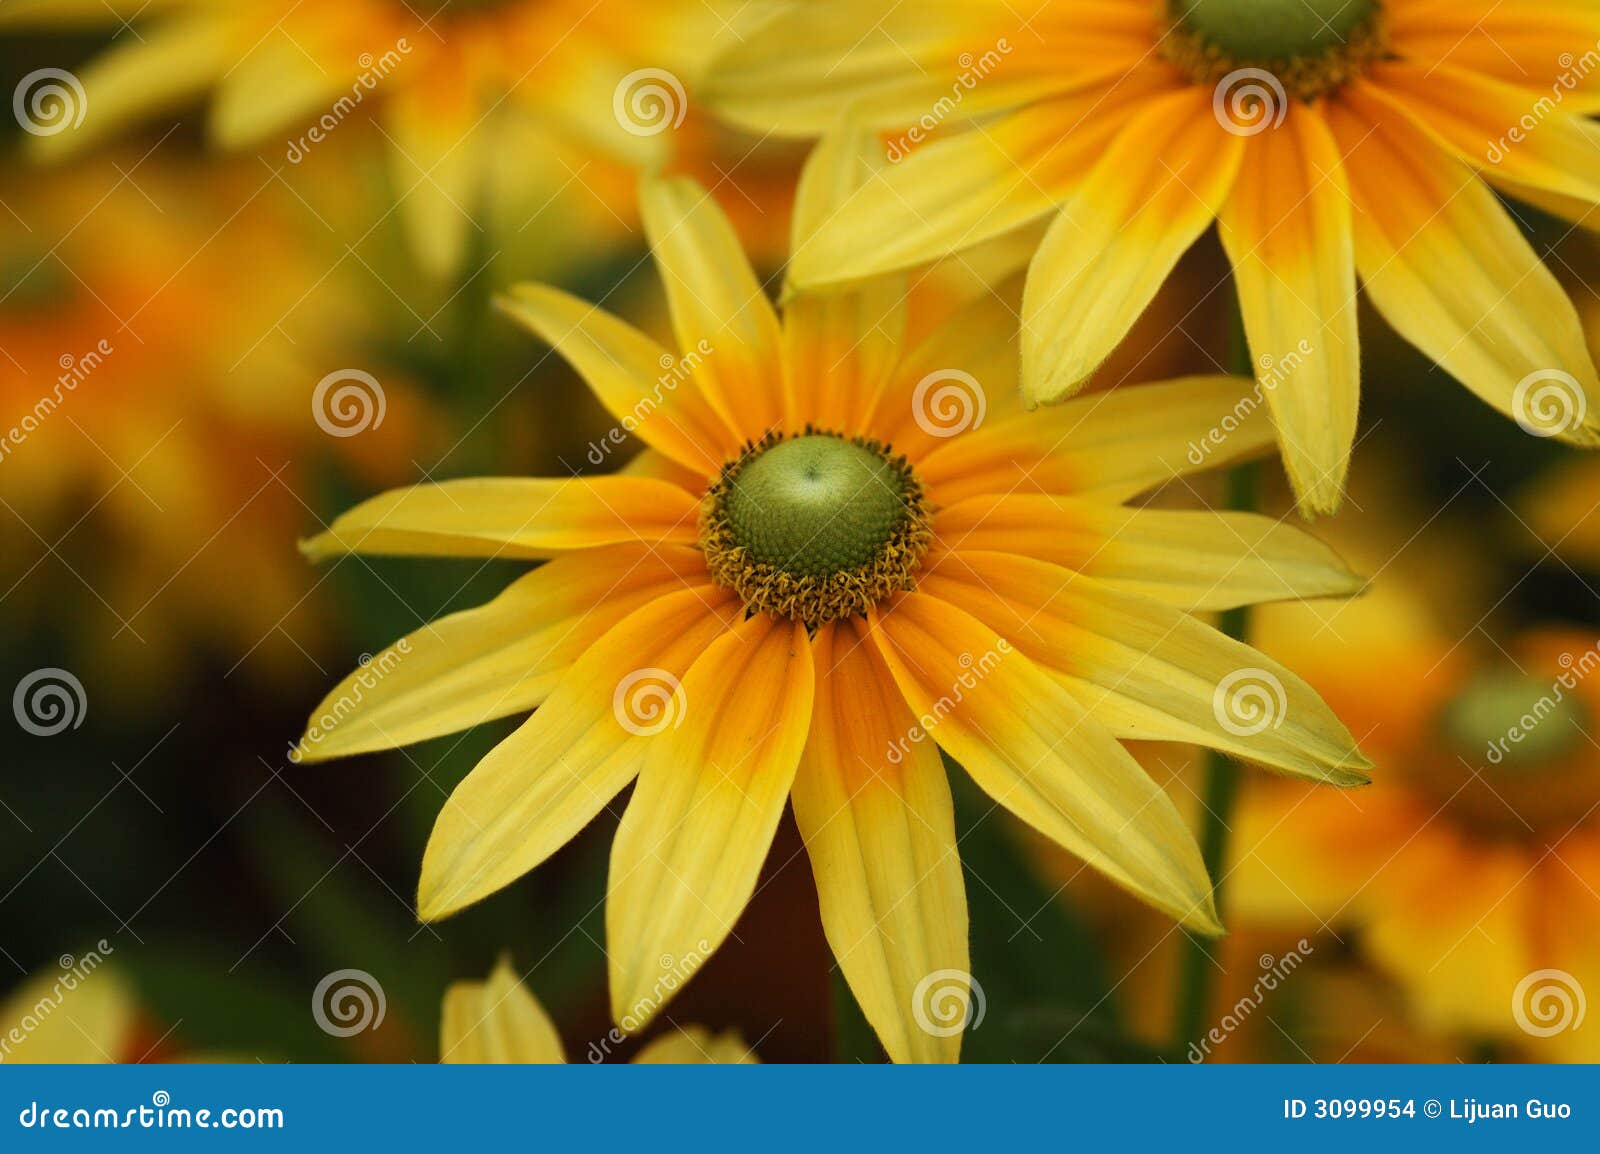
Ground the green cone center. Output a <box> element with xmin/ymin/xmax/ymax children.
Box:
<box><xmin>1170</xmin><ymin>0</ymin><xmax>1380</xmax><ymax>61</ymax></box>
<box><xmin>1442</xmin><ymin>670</ymin><xmax>1590</xmax><ymax>771</ymax></box>
<box><xmin>723</xmin><ymin>434</ymin><xmax>911</xmax><ymax>578</ymax></box>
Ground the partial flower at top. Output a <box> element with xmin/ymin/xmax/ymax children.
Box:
<box><xmin>705</xmin><ymin>0</ymin><xmax>1600</xmax><ymax>515</ymax></box>
<box><xmin>296</xmin><ymin>130</ymin><xmax>1371</xmax><ymax>1063</ymax></box>
<box><xmin>0</xmin><ymin>0</ymin><xmax>755</xmax><ymax>277</ymax></box>
<box><xmin>439</xmin><ymin>957</ymin><xmax>755</xmax><ymax>1064</ymax></box>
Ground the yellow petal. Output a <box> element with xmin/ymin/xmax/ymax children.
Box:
<box><xmin>916</xmin><ymin>375</ymin><xmax>1274</xmax><ymax>506</ymax></box>
<box><xmin>1327</xmin><ymin>84</ymin><xmax>1600</xmax><ymax>446</ymax></box>
<box><xmin>210</xmin><ymin>29</ymin><xmax>354</xmax><ymax>149</ymax></box>
<box><xmin>786</xmin><ymin>74</ymin><xmax>1175</xmax><ymax>290</ymax></box>
<box><xmin>383</xmin><ymin>56</ymin><xmax>484</xmax><ymax>279</ymax></box>
<box><xmin>300</xmin><ymin>476</ymin><xmax>701</xmax><ymax>561</ymax></box>
<box><xmin>25</xmin><ymin>13</ymin><xmax>231</xmax><ymax>162</ymax></box>
<box><xmin>783</xmin><ymin>119</ymin><xmax>908</xmax><ymax>431</ymax></box>
<box><xmin>440</xmin><ymin>957</ymin><xmax>566</xmax><ymax>1063</ymax></box>
<box><xmin>496</xmin><ymin>283</ymin><xmax>739</xmax><ymax>475</ymax></box>
<box><xmin>919</xmin><ymin>553</ymin><xmax>1372</xmax><ymax>786</ymax></box>
<box><xmin>1023</xmin><ymin>88</ymin><xmax>1244</xmax><ymax>404</ymax></box>
<box><xmin>702</xmin><ymin>0</ymin><xmax>1149</xmax><ymax>135</ymax></box>
<box><xmin>607</xmin><ymin>613</ymin><xmax>814</xmax><ymax>1030</ymax></box>
<box><xmin>932</xmin><ymin>495</ymin><xmax>1365</xmax><ymax>612</ymax></box>
<box><xmin>418</xmin><ymin>587</ymin><xmax>738</xmax><ymax>921</ymax></box>
<box><xmin>869</xmin><ymin>591</ymin><xmax>1221</xmax><ymax>933</ymax></box>
<box><xmin>792</xmin><ymin>618</ymin><xmax>969</xmax><ymax>1064</ymax></box>
<box><xmin>1388</xmin><ymin>0</ymin><xmax>1600</xmax><ymax>113</ymax></box>
<box><xmin>640</xmin><ymin>175</ymin><xmax>786</xmax><ymax>441</ymax></box>
<box><xmin>1216</xmin><ymin>106</ymin><xmax>1360</xmax><ymax>516</ymax></box>
<box><xmin>631</xmin><ymin>1026</ymin><xmax>758</xmax><ymax>1064</ymax></box>
<box><xmin>294</xmin><ymin>545</ymin><xmax>710</xmax><ymax>763</ymax></box>
<box><xmin>0</xmin><ymin>963</ymin><xmax>136</xmax><ymax>1063</ymax></box>
<box><xmin>1367</xmin><ymin>61</ymin><xmax>1600</xmax><ymax>208</ymax></box>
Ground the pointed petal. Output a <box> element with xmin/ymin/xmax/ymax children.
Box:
<box><xmin>417</xmin><ymin>587</ymin><xmax>738</xmax><ymax>921</ymax></box>
<box><xmin>1388</xmin><ymin>0</ymin><xmax>1600</xmax><ymax>113</ymax></box>
<box><xmin>25</xmin><ymin>14</ymin><xmax>231</xmax><ymax>161</ymax></box>
<box><xmin>783</xmin><ymin>119</ymin><xmax>909</xmax><ymax>431</ymax></box>
<box><xmin>1023</xmin><ymin>88</ymin><xmax>1244</xmax><ymax>404</ymax></box>
<box><xmin>0</xmin><ymin>965</ymin><xmax>136</xmax><ymax>1063</ymax></box>
<box><xmin>1327</xmin><ymin>83</ymin><xmax>1600</xmax><ymax>446</ymax></box>
<box><xmin>919</xmin><ymin>552</ymin><xmax>1372</xmax><ymax>785</ymax></box>
<box><xmin>1366</xmin><ymin>61</ymin><xmax>1600</xmax><ymax>208</ymax></box>
<box><xmin>497</xmin><ymin>283</ymin><xmax>739</xmax><ymax>474</ymax></box>
<box><xmin>703</xmin><ymin>0</ymin><xmax>1151</xmax><ymax>135</ymax></box>
<box><xmin>607</xmin><ymin>614</ymin><xmax>814</xmax><ymax>1029</ymax></box>
<box><xmin>792</xmin><ymin>618</ymin><xmax>969</xmax><ymax>1064</ymax></box>
<box><xmin>384</xmin><ymin>56</ymin><xmax>483</xmax><ymax>279</ymax></box>
<box><xmin>786</xmin><ymin>74</ymin><xmax>1176</xmax><ymax>289</ymax></box>
<box><xmin>1216</xmin><ymin>106</ymin><xmax>1360</xmax><ymax>515</ymax></box>
<box><xmin>294</xmin><ymin>545</ymin><xmax>710</xmax><ymax>762</ymax></box>
<box><xmin>640</xmin><ymin>175</ymin><xmax>786</xmax><ymax>441</ymax></box>
<box><xmin>869</xmin><ymin>591</ymin><xmax>1221</xmax><ymax>932</ymax></box>
<box><xmin>916</xmin><ymin>376</ymin><xmax>1275</xmax><ymax>506</ymax></box>
<box><xmin>932</xmin><ymin>494</ymin><xmax>1365</xmax><ymax>611</ymax></box>
<box><xmin>300</xmin><ymin>476</ymin><xmax>701</xmax><ymax>561</ymax></box>
<box><xmin>631</xmin><ymin>1026</ymin><xmax>758</xmax><ymax>1064</ymax></box>
<box><xmin>439</xmin><ymin>957</ymin><xmax>566</xmax><ymax>1063</ymax></box>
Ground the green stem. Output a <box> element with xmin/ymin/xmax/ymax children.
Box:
<box><xmin>1173</xmin><ymin>317</ymin><xmax>1259</xmax><ymax>1059</ymax></box>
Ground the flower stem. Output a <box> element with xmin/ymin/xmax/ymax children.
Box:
<box><xmin>1173</xmin><ymin>314</ymin><xmax>1259</xmax><ymax>1058</ymax></box>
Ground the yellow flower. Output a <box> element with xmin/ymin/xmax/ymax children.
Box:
<box><xmin>0</xmin><ymin>964</ymin><xmax>137</xmax><ymax>1064</ymax></box>
<box><xmin>298</xmin><ymin>132</ymin><xmax>1370</xmax><ymax>1063</ymax></box>
<box><xmin>0</xmin><ymin>0</ymin><xmax>748</xmax><ymax>276</ymax></box>
<box><xmin>1233</xmin><ymin>594</ymin><xmax>1600</xmax><ymax>1060</ymax></box>
<box><xmin>706</xmin><ymin>0</ymin><xmax>1600</xmax><ymax>514</ymax></box>
<box><xmin>440</xmin><ymin>957</ymin><xmax>754</xmax><ymax>1064</ymax></box>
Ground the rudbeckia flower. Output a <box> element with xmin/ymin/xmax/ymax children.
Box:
<box><xmin>706</xmin><ymin>0</ymin><xmax>1600</xmax><ymax>514</ymax></box>
<box><xmin>297</xmin><ymin>134</ymin><xmax>1370</xmax><ymax>1062</ymax></box>
<box><xmin>0</xmin><ymin>0</ymin><xmax>748</xmax><ymax>276</ymax></box>
<box><xmin>1233</xmin><ymin>599</ymin><xmax>1600</xmax><ymax>1061</ymax></box>
<box><xmin>440</xmin><ymin>957</ymin><xmax>754</xmax><ymax>1064</ymax></box>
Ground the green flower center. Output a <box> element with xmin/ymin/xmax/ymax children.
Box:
<box><xmin>1171</xmin><ymin>0</ymin><xmax>1378</xmax><ymax>62</ymax></box>
<box><xmin>701</xmin><ymin>431</ymin><xmax>932</xmax><ymax>626</ymax></box>
<box><xmin>1162</xmin><ymin>0</ymin><xmax>1388</xmax><ymax>102</ymax></box>
<box><xmin>1442</xmin><ymin>670</ymin><xmax>1590</xmax><ymax>772</ymax></box>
